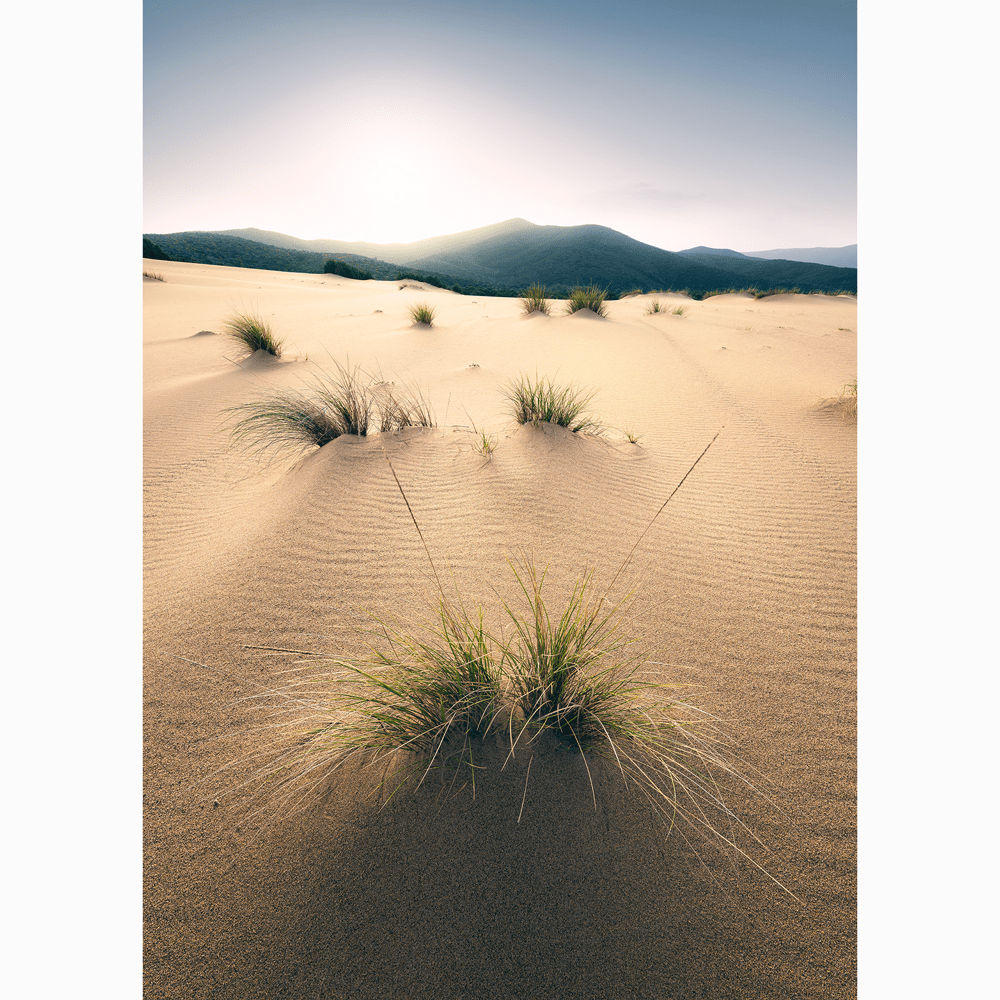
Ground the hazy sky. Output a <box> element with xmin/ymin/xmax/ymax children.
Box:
<box><xmin>143</xmin><ymin>0</ymin><xmax>856</xmax><ymax>251</ymax></box>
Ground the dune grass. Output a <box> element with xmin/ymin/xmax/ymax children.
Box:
<box><xmin>645</xmin><ymin>299</ymin><xmax>685</xmax><ymax>315</ymax></box>
<box><xmin>817</xmin><ymin>379</ymin><xmax>857</xmax><ymax>420</ymax></box>
<box><xmin>223</xmin><ymin>309</ymin><xmax>284</xmax><ymax>357</ymax></box>
<box><xmin>226</xmin><ymin>362</ymin><xmax>371</xmax><ymax>460</ymax></box>
<box><xmin>504</xmin><ymin>374</ymin><xmax>599</xmax><ymax>433</ymax></box>
<box><xmin>225</xmin><ymin>362</ymin><xmax>439</xmax><ymax>462</ymax></box>
<box><xmin>227</xmin><ymin>433</ymin><xmax>798</xmax><ymax>896</ymax></box>
<box><xmin>373</xmin><ymin>383</ymin><xmax>436</xmax><ymax>432</ymax></box>
<box><xmin>565</xmin><ymin>286</ymin><xmax>608</xmax><ymax>318</ymax></box>
<box><xmin>143</xmin><ymin>270</ymin><xmax>164</xmax><ymax>281</ymax></box>
<box><xmin>835</xmin><ymin>379</ymin><xmax>857</xmax><ymax>418</ymax></box>
<box><xmin>408</xmin><ymin>302</ymin><xmax>436</xmax><ymax>326</ymax></box>
<box><xmin>520</xmin><ymin>284</ymin><xmax>551</xmax><ymax>316</ymax></box>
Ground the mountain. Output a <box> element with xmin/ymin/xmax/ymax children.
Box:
<box><xmin>145</xmin><ymin>219</ymin><xmax>857</xmax><ymax>296</ymax></box>
<box><xmin>143</xmin><ymin>231</ymin><xmax>399</xmax><ymax>279</ymax></box>
<box><xmin>678</xmin><ymin>246</ymin><xmax>749</xmax><ymax>257</ymax></box>
<box><xmin>743</xmin><ymin>245</ymin><xmax>857</xmax><ymax>268</ymax></box>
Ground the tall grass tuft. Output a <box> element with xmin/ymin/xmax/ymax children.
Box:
<box><xmin>225</xmin><ymin>364</ymin><xmax>440</xmax><ymax>461</ymax></box>
<box><xmin>566</xmin><ymin>286</ymin><xmax>608</xmax><ymax>317</ymax></box>
<box><xmin>408</xmin><ymin>302</ymin><xmax>436</xmax><ymax>326</ymax></box>
<box><xmin>223</xmin><ymin>309</ymin><xmax>284</xmax><ymax>357</ymax></box>
<box><xmin>225</xmin><ymin>362</ymin><xmax>371</xmax><ymax>460</ymax></box>
<box><xmin>504</xmin><ymin>374</ymin><xmax>599</xmax><ymax>433</ymax></box>
<box><xmin>225</xmin><ymin>434</ymin><xmax>800</xmax><ymax>896</ymax></box>
<box><xmin>520</xmin><ymin>284</ymin><xmax>551</xmax><ymax>316</ymax></box>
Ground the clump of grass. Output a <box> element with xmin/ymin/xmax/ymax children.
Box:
<box><xmin>225</xmin><ymin>363</ymin><xmax>371</xmax><ymax>460</ymax></box>
<box><xmin>818</xmin><ymin>379</ymin><xmax>857</xmax><ymax>420</ymax></box>
<box><xmin>228</xmin><ymin>434</ymin><xmax>797</xmax><ymax>896</ymax></box>
<box><xmin>225</xmin><ymin>364</ymin><xmax>440</xmax><ymax>461</ymax></box>
<box><xmin>408</xmin><ymin>302</ymin><xmax>436</xmax><ymax>326</ymax></box>
<box><xmin>645</xmin><ymin>299</ymin><xmax>685</xmax><ymax>316</ymax></box>
<box><xmin>520</xmin><ymin>284</ymin><xmax>551</xmax><ymax>316</ymax></box>
<box><xmin>835</xmin><ymin>379</ymin><xmax>857</xmax><ymax>418</ymax></box>
<box><xmin>223</xmin><ymin>309</ymin><xmax>284</xmax><ymax>357</ymax></box>
<box><xmin>374</xmin><ymin>383</ymin><xmax>436</xmax><ymax>432</ymax></box>
<box><xmin>619</xmin><ymin>288</ymin><xmax>643</xmax><ymax>298</ymax></box>
<box><xmin>143</xmin><ymin>270</ymin><xmax>164</xmax><ymax>281</ymax></box>
<box><xmin>504</xmin><ymin>374</ymin><xmax>599</xmax><ymax>433</ymax></box>
<box><xmin>469</xmin><ymin>423</ymin><xmax>497</xmax><ymax>458</ymax></box>
<box><xmin>565</xmin><ymin>286</ymin><xmax>608</xmax><ymax>318</ymax></box>
<box><xmin>753</xmin><ymin>287</ymin><xmax>800</xmax><ymax>299</ymax></box>
<box><xmin>624</xmin><ymin>428</ymin><xmax>642</xmax><ymax>445</ymax></box>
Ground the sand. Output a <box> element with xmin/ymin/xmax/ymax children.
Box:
<box><xmin>144</xmin><ymin>259</ymin><xmax>856</xmax><ymax>998</ymax></box>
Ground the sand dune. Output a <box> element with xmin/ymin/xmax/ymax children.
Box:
<box><xmin>144</xmin><ymin>259</ymin><xmax>856</xmax><ymax>998</ymax></box>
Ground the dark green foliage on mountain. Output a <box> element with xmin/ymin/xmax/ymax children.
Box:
<box><xmin>143</xmin><ymin>237</ymin><xmax>172</xmax><ymax>261</ymax></box>
<box><xmin>399</xmin><ymin>222</ymin><xmax>856</xmax><ymax>296</ymax></box>
<box><xmin>143</xmin><ymin>232</ymin><xmax>393</xmax><ymax>278</ymax></box>
<box><xmin>323</xmin><ymin>258</ymin><xmax>374</xmax><ymax>280</ymax></box>
<box><xmin>144</xmin><ymin>222</ymin><xmax>856</xmax><ymax>297</ymax></box>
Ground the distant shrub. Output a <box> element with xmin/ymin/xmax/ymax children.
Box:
<box><xmin>323</xmin><ymin>258</ymin><xmax>373</xmax><ymax>280</ymax></box>
<box><xmin>408</xmin><ymin>302</ymin><xmax>436</xmax><ymax>326</ymax></box>
<box><xmin>566</xmin><ymin>286</ymin><xmax>608</xmax><ymax>318</ymax></box>
<box><xmin>520</xmin><ymin>284</ymin><xmax>551</xmax><ymax>315</ymax></box>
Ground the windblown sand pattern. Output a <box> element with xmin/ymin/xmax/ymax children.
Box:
<box><xmin>144</xmin><ymin>260</ymin><xmax>856</xmax><ymax>998</ymax></box>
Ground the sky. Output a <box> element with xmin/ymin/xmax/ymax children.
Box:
<box><xmin>143</xmin><ymin>0</ymin><xmax>856</xmax><ymax>252</ymax></box>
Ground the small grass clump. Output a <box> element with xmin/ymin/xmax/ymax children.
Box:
<box><xmin>520</xmin><ymin>284</ymin><xmax>551</xmax><ymax>316</ymax></box>
<box><xmin>753</xmin><ymin>287</ymin><xmax>800</xmax><ymax>299</ymax></box>
<box><xmin>645</xmin><ymin>299</ymin><xmax>685</xmax><ymax>316</ymax></box>
<box><xmin>408</xmin><ymin>302</ymin><xmax>436</xmax><ymax>326</ymax></box>
<box><xmin>373</xmin><ymin>383</ymin><xmax>436</xmax><ymax>432</ymax></box>
<box><xmin>504</xmin><ymin>374</ymin><xmax>599</xmax><ymax>433</ymax></box>
<box><xmin>468</xmin><ymin>422</ymin><xmax>497</xmax><ymax>458</ymax></box>
<box><xmin>834</xmin><ymin>379</ymin><xmax>857</xmax><ymax>418</ymax></box>
<box><xmin>223</xmin><ymin>309</ymin><xmax>284</xmax><ymax>357</ymax></box>
<box><xmin>817</xmin><ymin>379</ymin><xmax>857</xmax><ymax>420</ymax></box>
<box><xmin>565</xmin><ymin>286</ymin><xmax>608</xmax><ymax>318</ymax></box>
<box><xmin>143</xmin><ymin>270</ymin><xmax>164</xmax><ymax>281</ymax></box>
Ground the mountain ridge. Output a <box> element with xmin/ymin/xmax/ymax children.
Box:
<box><xmin>146</xmin><ymin>219</ymin><xmax>856</xmax><ymax>296</ymax></box>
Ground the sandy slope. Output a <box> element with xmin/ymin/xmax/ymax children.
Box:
<box><xmin>144</xmin><ymin>260</ymin><xmax>856</xmax><ymax>999</ymax></box>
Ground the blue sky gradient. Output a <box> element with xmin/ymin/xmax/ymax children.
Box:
<box><xmin>143</xmin><ymin>0</ymin><xmax>856</xmax><ymax>250</ymax></box>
